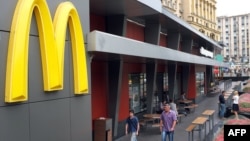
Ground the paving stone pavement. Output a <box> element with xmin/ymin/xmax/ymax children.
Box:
<box><xmin>115</xmin><ymin>81</ymin><xmax>241</xmax><ymax>141</ymax></box>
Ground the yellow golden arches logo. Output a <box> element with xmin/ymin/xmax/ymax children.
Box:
<box><xmin>5</xmin><ymin>0</ymin><xmax>88</xmax><ymax>103</ymax></box>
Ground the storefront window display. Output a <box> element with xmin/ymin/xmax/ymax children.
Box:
<box><xmin>196</xmin><ymin>72</ymin><xmax>205</xmax><ymax>96</ymax></box>
<box><xmin>129</xmin><ymin>73</ymin><xmax>147</xmax><ymax>113</ymax></box>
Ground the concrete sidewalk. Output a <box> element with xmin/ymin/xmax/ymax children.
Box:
<box><xmin>115</xmin><ymin>81</ymin><xmax>241</xmax><ymax>141</ymax></box>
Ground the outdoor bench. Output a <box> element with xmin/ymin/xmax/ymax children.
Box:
<box><xmin>185</xmin><ymin>124</ymin><xmax>197</xmax><ymax>141</ymax></box>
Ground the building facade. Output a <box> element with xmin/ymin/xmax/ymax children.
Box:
<box><xmin>0</xmin><ymin>0</ymin><xmax>228</xmax><ymax>141</ymax></box>
<box><xmin>162</xmin><ymin>0</ymin><xmax>182</xmax><ymax>16</ymax></box>
<box><xmin>162</xmin><ymin>0</ymin><xmax>220</xmax><ymax>41</ymax></box>
<box><xmin>217</xmin><ymin>14</ymin><xmax>250</xmax><ymax>64</ymax></box>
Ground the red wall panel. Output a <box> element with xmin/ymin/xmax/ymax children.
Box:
<box><xmin>157</xmin><ymin>64</ymin><xmax>166</xmax><ymax>72</ymax></box>
<box><xmin>159</xmin><ymin>34</ymin><xmax>167</xmax><ymax>47</ymax></box>
<box><xmin>91</xmin><ymin>61</ymin><xmax>108</xmax><ymax>120</ymax></box>
<box><xmin>187</xmin><ymin>65</ymin><xmax>196</xmax><ymax>99</ymax></box>
<box><xmin>192</xmin><ymin>48</ymin><xmax>199</xmax><ymax>55</ymax></box>
<box><xmin>119</xmin><ymin>65</ymin><xmax>130</xmax><ymax>121</ymax></box>
<box><xmin>90</xmin><ymin>14</ymin><xmax>106</xmax><ymax>32</ymax></box>
<box><xmin>178</xmin><ymin>42</ymin><xmax>182</xmax><ymax>51</ymax></box>
<box><xmin>126</xmin><ymin>21</ymin><xmax>144</xmax><ymax>41</ymax></box>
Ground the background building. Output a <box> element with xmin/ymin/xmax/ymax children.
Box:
<box><xmin>217</xmin><ymin>14</ymin><xmax>250</xmax><ymax>67</ymax></box>
<box><xmin>162</xmin><ymin>0</ymin><xmax>220</xmax><ymax>41</ymax></box>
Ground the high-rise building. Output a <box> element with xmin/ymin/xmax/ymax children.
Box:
<box><xmin>217</xmin><ymin>14</ymin><xmax>250</xmax><ymax>64</ymax></box>
<box><xmin>162</xmin><ymin>0</ymin><xmax>220</xmax><ymax>41</ymax></box>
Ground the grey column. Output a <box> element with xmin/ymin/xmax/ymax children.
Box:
<box><xmin>206</xmin><ymin>66</ymin><xmax>212</xmax><ymax>89</ymax></box>
<box><xmin>167</xmin><ymin>32</ymin><xmax>180</xmax><ymax>100</ymax></box>
<box><xmin>182</xmin><ymin>64</ymin><xmax>190</xmax><ymax>95</ymax></box>
<box><xmin>167</xmin><ymin>32</ymin><xmax>181</xmax><ymax>50</ymax></box>
<box><xmin>144</xmin><ymin>21</ymin><xmax>160</xmax><ymax>113</ymax></box>
<box><xmin>168</xmin><ymin>61</ymin><xmax>177</xmax><ymax>100</ymax></box>
<box><xmin>107</xmin><ymin>60</ymin><xmax>123</xmax><ymax>137</ymax></box>
<box><xmin>145</xmin><ymin>21</ymin><xmax>161</xmax><ymax>45</ymax></box>
<box><xmin>182</xmin><ymin>37</ymin><xmax>193</xmax><ymax>53</ymax></box>
<box><xmin>146</xmin><ymin>62</ymin><xmax>157</xmax><ymax>114</ymax></box>
<box><xmin>156</xmin><ymin>73</ymin><xmax>164</xmax><ymax>103</ymax></box>
<box><xmin>181</xmin><ymin>38</ymin><xmax>193</xmax><ymax>94</ymax></box>
<box><xmin>106</xmin><ymin>15</ymin><xmax>126</xmax><ymax>137</ymax></box>
<box><xmin>106</xmin><ymin>15</ymin><xmax>127</xmax><ymax>36</ymax></box>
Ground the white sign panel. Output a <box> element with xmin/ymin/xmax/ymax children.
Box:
<box><xmin>200</xmin><ymin>47</ymin><xmax>213</xmax><ymax>58</ymax></box>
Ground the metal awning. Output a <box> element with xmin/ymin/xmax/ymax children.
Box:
<box><xmin>87</xmin><ymin>31</ymin><xmax>229</xmax><ymax>67</ymax></box>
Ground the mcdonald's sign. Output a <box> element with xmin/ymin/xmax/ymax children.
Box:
<box><xmin>5</xmin><ymin>0</ymin><xmax>89</xmax><ymax>103</ymax></box>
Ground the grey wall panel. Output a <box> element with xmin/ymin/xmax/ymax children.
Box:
<box><xmin>70</xmin><ymin>96</ymin><xmax>92</xmax><ymax>141</ymax></box>
<box><xmin>64</xmin><ymin>41</ymin><xmax>72</xmax><ymax>95</ymax></box>
<box><xmin>0</xmin><ymin>104</ymin><xmax>30</xmax><ymax>141</ymax></box>
<box><xmin>30</xmin><ymin>99</ymin><xmax>71</xmax><ymax>141</ymax></box>
<box><xmin>0</xmin><ymin>0</ymin><xmax>17</xmax><ymax>31</ymax></box>
<box><xmin>0</xmin><ymin>32</ymin><xmax>8</xmax><ymax>106</ymax></box>
<box><xmin>0</xmin><ymin>0</ymin><xmax>68</xmax><ymax>36</ymax></box>
<box><xmin>68</xmin><ymin>40</ymin><xmax>75</xmax><ymax>96</ymax></box>
<box><xmin>28</xmin><ymin>36</ymin><xmax>71</xmax><ymax>102</ymax></box>
<box><xmin>0</xmin><ymin>0</ymin><xmax>85</xmax><ymax>39</ymax></box>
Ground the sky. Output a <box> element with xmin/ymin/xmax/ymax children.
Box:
<box><xmin>216</xmin><ymin>0</ymin><xmax>250</xmax><ymax>16</ymax></box>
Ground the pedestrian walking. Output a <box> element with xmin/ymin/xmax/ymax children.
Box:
<box><xmin>125</xmin><ymin>109</ymin><xmax>140</xmax><ymax>141</ymax></box>
<box><xmin>160</xmin><ymin>103</ymin><xmax>177</xmax><ymax>141</ymax></box>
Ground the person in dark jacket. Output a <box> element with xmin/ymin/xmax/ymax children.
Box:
<box><xmin>218</xmin><ymin>91</ymin><xmax>226</xmax><ymax>119</ymax></box>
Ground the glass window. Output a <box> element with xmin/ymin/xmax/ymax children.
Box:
<box><xmin>163</xmin><ymin>73</ymin><xmax>169</xmax><ymax>101</ymax></box>
<box><xmin>129</xmin><ymin>73</ymin><xmax>147</xmax><ymax>113</ymax></box>
<box><xmin>196</xmin><ymin>72</ymin><xmax>204</xmax><ymax>97</ymax></box>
